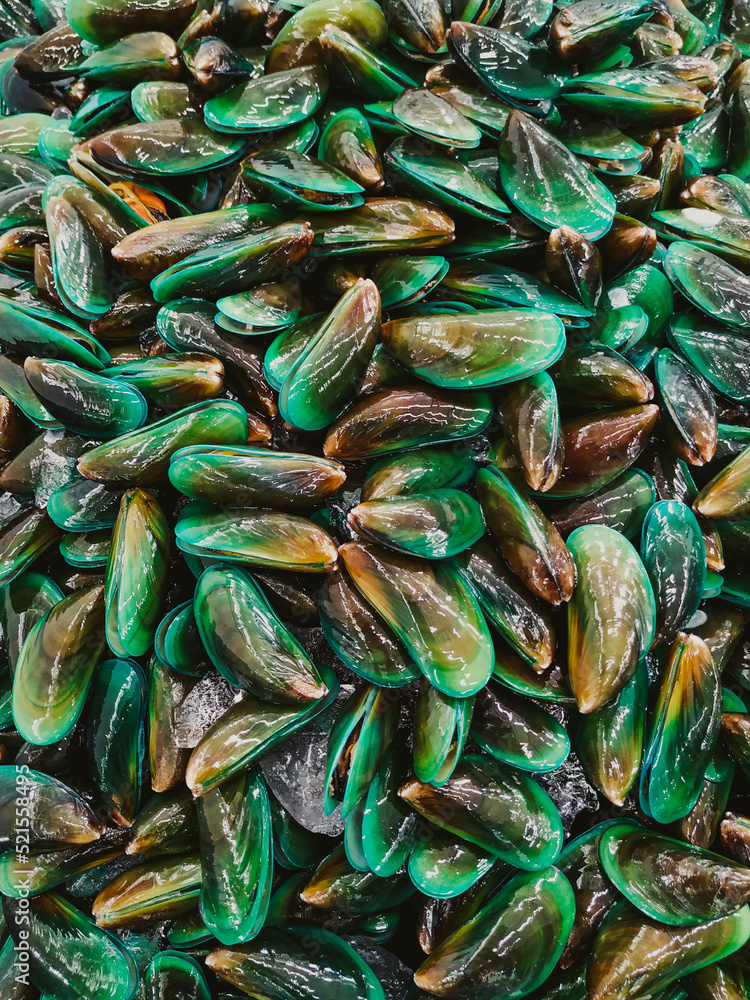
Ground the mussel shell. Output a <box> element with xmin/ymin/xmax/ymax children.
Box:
<box><xmin>664</xmin><ymin>241</ymin><xmax>750</xmax><ymax>331</ymax></box>
<box><xmin>523</xmin><ymin>404</ymin><xmax>659</xmax><ymax>498</ymax></box>
<box><xmin>323</xmin><ymin>385</ymin><xmax>492</xmax><ymax>459</ymax></box>
<box><xmin>131</xmin><ymin>80</ymin><xmax>202</xmax><ymax>123</ymax></box>
<box><xmin>447</xmin><ymin>21</ymin><xmax>563</xmax><ymax>105</ymax></box>
<box><xmin>471</xmin><ymin>681</ymin><xmax>570</xmax><ymax>773</ymax></box>
<box><xmin>4</xmin><ymin>891</ymin><xmax>138</xmax><ymax>1000</ymax></box>
<box><xmin>588</xmin><ymin>902</ymin><xmax>750</xmax><ymax>1000</ymax></box>
<box><xmin>380</xmin><ymin>308</ymin><xmax>566</xmax><ymax>389</ymax></box>
<box><xmin>563</xmin><ymin>69</ymin><xmax>706</xmax><ymax>128</ymax></box>
<box><xmin>197</xmin><ymin>768</ymin><xmax>272</xmax><ymax>945</ymax></box>
<box><xmin>0</xmin><ymin>295</ymin><xmax>109</xmax><ymax>370</ymax></box>
<box><xmin>476</xmin><ymin>466</ymin><xmax>575</xmax><ymax>606</ymax></box>
<box><xmin>495</xmin><ymin>372</ymin><xmax>563</xmax><ymax>493</ymax></box>
<box><xmin>413</xmin><ymin>867</ymin><xmax>575</xmax><ymax>1000</ymax></box>
<box><xmin>551</xmin><ymin>468</ymin><xmax>656</xmax><ymax>540</ymax></box>
<box><xmin>111</xmin><ymin>204</ymin><xmax>284</xmax><ymax>281</ymax></box>
<box><xmin>319</xmin><ymin>107</ymin><xmax>383</xmax><ymax>190</ymax></box>
<box><xmin>106</xmin><ymin>352</ymin><xmax>224</xmax><ymax>411</ymax></box>
<box><xmin>243</xmin><ymin>150</ymin><xmax>365</xmax><ymax>212</ymax></box>
<box><xmin>0</xmin><ymin>505</ymin><xmax>61</xmax><ymax>587</ymax></box>
<box><xmin>694</xmin><ymin>443</ymin><xmax>750</xmax><ymax>521</ymax></box>
<box><xmin>175</xmin><ymin>503</ymin><xmax>339</xmax><ymax>574</ymax></box>
<box><xmin>309</xmin><ymin>196</ymin><xmax>455</xmax><ymax>255</ymax></box>
<box><xmin>455</xmin><ymin>538</ymin><xmax>557</xmax><ymax>672</ymax></box>
<box><xmin>89</xmin><ymin>118</ymin><xmax>244</xmax><ymax>176</ymax></box>
<box><xmin>86</xmin><ymin>657</ymin><xmax>145</xmax><ymax>828</ymax></box>
<box><xmin>499</xmin><ymin>110</ymin><xmax>616</xmax><ymax>239</ymax></box>
<box><xmin>148</xmin><ymin>655</ymin><xmax>196</xmax><ymax>795</ymax></box>
<box><xmin>92</xmin><ymin>853</ymin><xmax>202</xmax><ymax>929</ymax></box>
<box><xmin>127</xmin><ymin>787</ymin><xmax>197</xmax><ymax>856</ymax></box>
<box><xmin>318</xmin><ymin>569</ymin><xmax>420</xmax><ymax>688</ymax></box>
<box><xmin>392</xmin><ymin>87</ymin><xmax>482</xmax><ymax>148</ymax></box>
<box><xmin>567</xmin><ymin>524</ymin><xmax>655</xmax><ymax>714</ymax></box>
<box><xmin>655</xmin><ymin>347</ymin><xmax>717</xmax><ymax>466</ymax></box>
<box><xmin>361</xmin><ymin>445</ymin><xmax>476</xmax><ymax>501</ymax></box>
<box><xmin>0</xmin><ymin>765</ymin><xmax>103</xmax><ymax>849</ymax></box>
<box><xmin>340</xmin><ymin>541</ymin><xmax>493</xmax><ymax>698</ymax></box>
<box><xmin>206</xmin><ymin>924</ymin><xmax>384</xmax><ymax>1000</ymax></box>
<box><xmin>555</xmin><ymin>821</ymin><xmax>622</xmax><ymax>971</ymax></box>
<box><xmin>169</xmin><ymin>445</ymin><xmax>346</xmax><ymax>509</ymax></box>
<box><xmin>0</xmin><ymin>838</ymin><xmax>126</xmax><ymax>898</ymax></box>
<box><xmin>193</xmin><ymin>565</ymin><xmax>326</xmax><ymax>703</ymax></box>
<box><xmin>300</xmin><ymin>842</ymin><xmax>413</xmax><ymax>914</ymax></box>
<box><xmin>683</xmin><ymin>962</ymin><xmax>748</xmax><ymax>1000</ymax></box>
<box><xmin>24</xmin><ymin>357</ymin><xmax>147</xmax><ymax>439</ymax></box>
<box><xmin>549</xmin><ymin>341</ymin><xmax>653</xmax><ymax>406</ymax></box>
<box><xmin>408</xmin><ymin>827</ymin><xmax>496</xmax><ymax>901</ymax></box>
<box><xmin>105</xmin><ymin>489</ymin><xmax>169</xmax><ymax>659</ymax></box>
<box><xmin>600</xmin><ymin>821</ymin><xmax>750</xmax><ymax>925</ymax></box>
<box><xmin>0</xmin><ymin>570</ymin><xmax>62</xmax><ymax>671</ymax></box>
<box><xmin>186</xmin><ymin>668</ymin><xmax>338</xmax><ymax>796</ymax></box>
<box><xmin>348</xmin><ymin>489</ymin><xmax>485</xmax><ymax>560</ymax></box>
<box><xmin>413</xmin><ymin>678</ymin><xmax>473</xmax><ymax>786</ymax></box>
<box><xmin>47</xmin><ymin>478</ymin><xmax>122</xmax><ymax>531</ymax></box>
<box><xmin>576</xmin><ymin>664</ymin><xmax>646</xmax><ymax>806</ymax></box>
<box><xmin>324</xmin><ymin>681</ymin><xmax>401</xmax><ymax>818</ymax></box>
<box><xmin>12</xmin><ymin>583</ymin><xmax>106</xmax><ymax>745</ymax></box>
<box><xmin>385</xmin><ymin>138</ymin><xmax>508</xmax><ymax>220</ymax></box>
<box><xmin>361</xmin><ymin>741</ymin><xmax>419</xmax><ymax>877</ymax></box>
<box><xmin>78</xmin><ymin>399</ymin><xmax>250</xmax><ymax>487</ymax></box>
<box><xmin>265</xmin><ymin>0</ymin><xmax>387</xmax><ymax>73</ymax></box>
<box><xmin>641</xmin><ymin>499</ymin><xmax>706</xmax><ymax>645</ymax></box>
<box><xmin>144</xmin><ymin>951</ymin><xmax>211</xmax><ymax>1000</ymax></box>
<box><xmin>641</xmin><ymin>632</ymin><xmax>722</xmax><ymax>824</ymax></box>
<box><xmin>399</xmin><ymin>753</ymin><xmax>564</xmax><ymax>870</ymax></box>
<box><xmin>279</xmin><ymin>278</ymin><xmax>380</xmax><ymax>431</ymax></box>
<box><xmin>150</xmin><ymin>220</ymin><xmax>313</xmax><ymax>303</ymax></box>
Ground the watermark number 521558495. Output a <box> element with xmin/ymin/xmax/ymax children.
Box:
<box><xmin>11</xmin><ymin>765</ymin><xmax>34</xmax><ymax>987</ymax></box>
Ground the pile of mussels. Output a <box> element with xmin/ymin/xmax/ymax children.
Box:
<box><xmin>3</xmin><ymin>0</ymin><xmax>750</xmax><ymax>997</ymax></box>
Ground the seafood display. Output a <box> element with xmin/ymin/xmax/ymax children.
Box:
<box><xmin>0</xmin><ymin>0</ymin><xmax>748</xmax><ymax>997</ymax></box>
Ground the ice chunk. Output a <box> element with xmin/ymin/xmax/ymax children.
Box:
<box><xmin>536</xmin><ymin>752</ymin><xmax>599</xmax><ymax>833</ymax></box>
<box><xmin>261</xmin><ymin>682</ymin><xmax>355</xmax><ymax>837</ymax></box>
<box><xmin>174</xmin><ymin>671</ymin><xmax>242</xmax><ymax>748</ymax></box>
<box><xmin>346</xmin><ymin>937</ymin><xmax>414</xmax><ymax>1000</ymax></box>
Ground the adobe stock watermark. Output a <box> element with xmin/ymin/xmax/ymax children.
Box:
<box><xmin>10</xmin><ymin>764</ymin><xmax>34</xmax><ymax>988</ymax></box>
